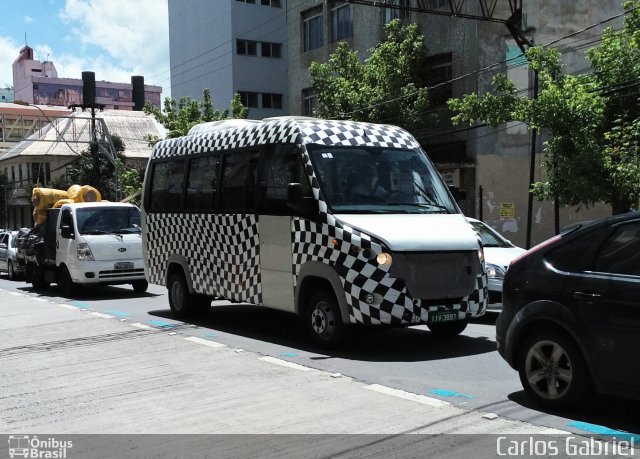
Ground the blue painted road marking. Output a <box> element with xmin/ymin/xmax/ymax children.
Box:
<box><xmin>280</xmin><ymin>353</ymin><xmax>297</xmax><ymax>358</ymax></box>
<box><xmin>105</xmin><ymin>310</ymin><xmax>130</xmax><ymax>317</ymax></box>
<box><xmin>430</xmin><ymin>389</ymin><xmax>475</xmax><ymax>399</ymax></box>
<box><xmin>567</xmin><ymin>421</ymin><xmax>640</xmax><ymax>441</ymax></box>
<box><xmin>70</xmin><ymin>301</ymin><xmax>92</xmax><ymax>309</ymax></box>
<box><xmin>148</xmin><ymin>320</ymin><xmax>178</xmax><ymax>329</ymax></box>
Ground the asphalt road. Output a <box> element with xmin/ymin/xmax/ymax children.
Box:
<box><xmin>1</xmin><ymin>274</ymin><xmax>638</xmax><ymax>441</ymax></box>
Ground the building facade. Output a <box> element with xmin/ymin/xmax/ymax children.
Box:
<box><xmin>13</xmin><ymin>46</ymin><xmax>162</xmax><ymax>110</ymax></box>
<box><xmin>286</xmin><ymin>0</ymin><xmax>622</xmax><ymax>247</ymax></box>
<box><xmin>168</xmin><ymin>0</ymin><xmax>288</xmax><ymax>120</ymax></box>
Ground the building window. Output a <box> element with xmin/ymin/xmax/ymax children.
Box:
<box><xmin>331</xmin><ymin>1</ymin><xmax>353</xmax><ymax>42</ymax></box>
<box><xmin>260</xmin><ymin>0</ymin><xmax>281</xmax><ymax>6</ymax></box>
<box><xmin>302</xmin><ymin>88</ymin><xmax>317</xmax><ymax>117</ymax></box>
<box><xmin>262</xmin><ymin>93</ymin><xmax>283</xmax><ymax>109</ymax></box>
<box><xmin>261</xmin><ymin>42</ymin><xmax>282</xmax><ymax>58</ymax></box>
<box><xmin>425</xmin><ymin>52</ymin><xmax>453</xmax><ymax>106</ymax></box>
<box><xmin>239</xmin><ymin>91</ymin><xmax>259</xmax><ymax>108</ymax></box>
<box><xmin>303</xmin><ymin>6</ymin><xmax>324</xmax><ymax>52</ymax></box>
<box><xmin>237</xmin><ymin>39</ymin><xmax>257</xmax><ymax>56</ymax></box>
<box><xmin>236</xmin><ymin>0</ymin><xmax>256</xmax><ymax>3</ymax></box>
<box><xmin>384</xmin><ymin>0</ymin><xmax>410</xmax><ymax>24</ymax></box>
<box><xmin>30</xmin><ymin>162</ymin><xmax>51</xmax><ymax>185</ymax></box>
<box><xmin>432</xmin><ymin>0</ymin><xmax>448</xmax><ymax>9</ymax></box>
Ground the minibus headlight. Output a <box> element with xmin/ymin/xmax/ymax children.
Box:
<box><xmin>77</xmin><ymin>242</ymin><xmax>94</xmax><ymax>261</ymax></box>
<box><xmin>478</xmin><ymin>246</ymin><xmax>485</xmax><ymax>265</ymax></box>
<box><xmin>376</xmin><ymin>252</ymin><xmax>393</xmax><ymax>267</ymax></box>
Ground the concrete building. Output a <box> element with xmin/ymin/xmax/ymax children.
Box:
<box><xmin>286</xmin><ymin>0</ymin><xmax>622</xmax><ymax>247</ymax></box>
<box><xmin>13</xmin><ymin>45</ymin><xmax>162</xmax><ymax>110</ymax></box>
<box><xmin>0</xmin><ymin>88</ymin><xmax>13</xmax><ymax>103</ymax></box>
<box><xmin>168</xmin><ymin>0</ymin><xmax>288</xmax><ymax>120</ymax></box>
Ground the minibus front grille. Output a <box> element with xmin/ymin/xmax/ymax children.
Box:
<box><xmin>389</xmin><ymin>251</ymin><xmax>479</xmax><ymax>299</ymax></box>
<box><xmin>99</xmin><ymin>268</ymin><xmax>145</xmax><ymax>279</ymax></box>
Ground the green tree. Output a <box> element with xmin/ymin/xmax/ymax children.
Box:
<box><xmin>448</xmin><ymin>1</ymin><xmax>640</xmax><ymax>214</ymax></box>
<box><xmin>63</xmin><ymin>134</ymin><xmax>130</xmax><ymax>201</ymax></box>
<box><xmin>309</xmin><ymin>20</ymin><xmax>433</xmax><ymax>132</ymax></box>
<box><xmin>144</xmin><ymin>88</ymin><xmax>248</xmax><ymax>139</ymax></box>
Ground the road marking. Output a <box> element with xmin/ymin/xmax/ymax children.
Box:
<box><xmin>364</xmin><ymin>384</ymin><xmax>451</xmax><ymax>407</ymax></box>
<box><xmin>430</xmin><ymin>388</ymin><xmax>475</xmax><ymax>399</ymax></box>
<box><xmin>258</xmin><ymin>356</ymin><xmax>312</xmax><ymax>371</ymax></box>
<box><xmin>105</xmin><ymin>309</ymin><xmax>130</xmax><ymax>317</ymax></box>
<box><xmin>7</xmin><ymin>292</ymin><xmax>24</xmax><ymax>296</ymax></box>
<box><xmin>32</xmin><ymin>297</ymin><xmax>49</xmax><ymax>302</ymax></box>
<box><xmin>185</xmin><ymin>336</ymin><xmax>226</xmax><ymax>348</ymax></box>
<box><xmin>57</xmin><ymin>303</ymin><xmax>78</xmax><ymax>310</ymax></box>
<box><xmin>148</xmin><ymin>320</ymin><xmax>178</xmax><ymax>328</ymax></box>
<box><xmin>567</xmin><ymin>421</ymin><xmax>640</xmax><ymax>441</ymax></box>
<box><xmin>89</xmin><ymin>312</ymin><xmax>114</xmax><ymax>319</ymax></box>
<box><xmin>130</xmin><ymin>322</ymin><xmax>154</xmax><ymax>330</ymax></box>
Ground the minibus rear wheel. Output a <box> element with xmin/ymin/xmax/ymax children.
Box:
<box><xmin>307</xmin><ymin>291</ymin><xmax>345</xmax><ymax>348</ymax></box>
<box><xmin>168</xmin><ymin>272</ymin><xmax>196</xmax><ymax>318</ymax></box>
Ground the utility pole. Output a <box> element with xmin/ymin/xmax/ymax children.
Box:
<box><xmin>68</xmin><ymin>71</ymin><xmax>121</xmax><ymax>201</ymax></box>
<box><xmin>345</xmin><ymin>0</ymin><xmax>543</xmax><ymax>247</ymax></box>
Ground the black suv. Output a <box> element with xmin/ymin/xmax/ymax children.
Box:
<box><xmin>496</xmin><ymin>211</ymin><xmax>640</xmax><ymax>408</ymax></box>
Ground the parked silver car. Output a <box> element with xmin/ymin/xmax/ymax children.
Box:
<box><xmin>467</xmin><ymin>218</ymin><xmax>526</xmax><ymax>310</ymax></box>
<box><xmin>0</xmin><ymin>230</ymin><xmax>25</xmax><ymax>280</ymax></box>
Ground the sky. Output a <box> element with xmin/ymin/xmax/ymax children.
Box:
<box><xmin>0</xmin><ymin>0</ymin><xmax>171</xmax><ymax>99</ymax></box>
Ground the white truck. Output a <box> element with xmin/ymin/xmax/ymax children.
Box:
<box><xmin>17</xmin><ymin>202</ymin><xmax>148</xmax><ymax>295</ymax></box>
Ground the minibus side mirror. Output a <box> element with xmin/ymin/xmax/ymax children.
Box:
<box><xmin>287</xmin><ymin>183</ymin><xmax>317</xmax><ymax>217</ymax></box>
<box><xmin>61</xmin><ymin>225</ymin><xmax>75</xmax><ymax>239</ymax></box>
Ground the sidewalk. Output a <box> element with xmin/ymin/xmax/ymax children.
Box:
<box><xmin>0</xmin><ymin>288</ymin><xmax>601</xmax><ymax>457</ymax></box>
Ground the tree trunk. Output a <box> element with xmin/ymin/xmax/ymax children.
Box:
<box><xmin>611</xmin><ymin>197</ymin><xmax>633</xmax><ymax>215</ymax></box>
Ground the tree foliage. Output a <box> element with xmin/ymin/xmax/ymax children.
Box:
<box><xmin>448</xmin><ymin>1</ymin><xmax>640</xmax><ymax>214</ymax></box>
<box><xmin>56</xmin><ymin>135</ymin><xmax>141</xmax><ymax>202</ymax></box>
<box><xmin>309</xmin><ymin>20</ymin><xmax>433</xmax><ymax>132</ymax></box>
<box><xmin>144</xmin><ymin>88</ymin><xmax>248</xmax><ymax>139</ymax></box>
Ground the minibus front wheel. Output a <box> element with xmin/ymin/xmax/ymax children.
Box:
<box><xmin>306</xmin><ymin>291</ymin><xmax>345</xmax><ymax>348</ymax></box>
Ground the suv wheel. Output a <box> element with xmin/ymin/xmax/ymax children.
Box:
<box><xmin>517</xmin><ymin>329</ymin><xmax>592</xmax><ymax>408</ymax></box>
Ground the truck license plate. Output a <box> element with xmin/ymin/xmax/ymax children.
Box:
<box><xmin>114</xmin><ymin>262</ymin><xmax>134</xmax><ymax>270</ymax></box>
<box><xmin>428</xmin><ymin>311</ymin><xmax>459</xmax><ymax>323</ymax></box>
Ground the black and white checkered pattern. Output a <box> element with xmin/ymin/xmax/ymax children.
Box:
<box><xmin>146</xmin><ymin>118</ymin><xmax>488</xmax><ymax>324</ymax></box>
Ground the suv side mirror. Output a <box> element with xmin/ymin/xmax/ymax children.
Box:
<box><xmin>61</xmin><ymin>225</ymin><xmax>75</xmax><ymax>239</ymax></box>
<box><xmin>287</xmin><ymin>183</ymin><xmax>317</xmax><ymax>217</ymax></box>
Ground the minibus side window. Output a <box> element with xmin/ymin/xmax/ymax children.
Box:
<box><xmin>186</xmin><ymin>155</ymin><xmax>219</xmax><ymax>211</ymax></box>
<box><xmin>149</xmin><ymin>160</ymin><xmax>185</xmax><ymax>212</ymax></box>
<box><xmin>259</xmin><ymin>145</ymin><xmax>312</xmax><ymax>215</ymax></box>
<box><xmin>219</xmin><ymin>150</ymin><xmax>260</xmax><ymax>212</ymax></box>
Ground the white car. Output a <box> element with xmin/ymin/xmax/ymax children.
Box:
<box><xmin>467</xmin><ymin>218</ymin><xmax>526</xmax><ymax>310</ymax></box>
<box><xmin>0</xmin><ymin>230</ymin><xmax>25</xmax><ymax>280</ymax></box>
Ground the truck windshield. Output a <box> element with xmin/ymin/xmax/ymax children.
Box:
<box><xmin>308</xmin><ymin>145</ymin><xmax>457</xmax><ymax>214</ymax></box>
<box><xmin>76</xmin><ymin>207</ymin><xmax>142</xmax><ymax>235</ymax></box>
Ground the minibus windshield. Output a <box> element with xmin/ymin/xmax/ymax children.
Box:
<box><xmin>308</xmin><ymin>145</ymin><xmax>458</xmax><ymax>214</ymax></box>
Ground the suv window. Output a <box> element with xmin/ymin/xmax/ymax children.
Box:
<box><xmin>593</xmin><ymin>222</ymin><xmax>640</xmax><ymax>276</ymax></box>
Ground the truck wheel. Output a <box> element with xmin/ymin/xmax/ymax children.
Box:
<box><xmin>132</xmin><ymin>280</ymin><xmax>149</xmax><ymax>293</ymax></box>
<box><xmin>28</xmin><ymin>266</ymin><xmax>49</xmax><ymax>291</ymax></box>
<box><xmin>8</xmin><ymin>260</ymin><xmax>17</xmax><ymax>281</ymax></box>
<box><xmin>306</xmin><ymin>291</ymin><xmax>345</xmax><ymax>348</ymax></box>
<box><xmin>427</xmin><ymin>319</ymin><xmax>468</xmax><ymax>336</ymax></box>
<box><xmin>167</xmin><ymin>272</ymin><xmax>195</xmax><ymax>318</ymax></box>
<box><xmin>57</xmin><ymin>266</ymin><xmax>75</xmax><ymax>297</ymax></box>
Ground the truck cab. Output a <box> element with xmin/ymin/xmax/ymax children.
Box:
<box><xmin>20</xmin><ymin>202</ymin><xmax>148</xmax><ymax>295</ymax></box>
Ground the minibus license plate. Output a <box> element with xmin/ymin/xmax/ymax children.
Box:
<box><xmin>429</xmin><ymin>311</ymin><xmax>458</xmax><ymax>323</ymax></box>
<box><xmin>114</xmin><ymin>262</ymin><xmax>134</xmax><ymax>270</ymax></box>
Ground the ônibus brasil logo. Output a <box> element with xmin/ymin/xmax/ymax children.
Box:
<box><xmin>8</xmin><ymin>435</ymin><xmax>73</xmax><ymax>459</ymax></box>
